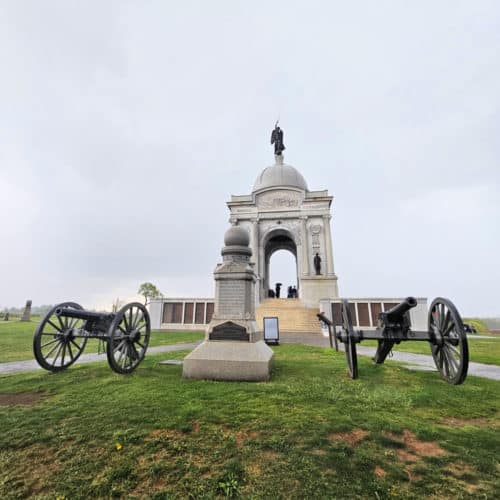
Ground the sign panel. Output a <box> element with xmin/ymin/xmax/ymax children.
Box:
<box><xmin>263</xmin><ymin>317</ymin><xmax>279</xmax><ymax>345</ymax></box>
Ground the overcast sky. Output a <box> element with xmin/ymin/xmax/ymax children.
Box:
<box><xmin>1</xmin><ymin>1</ymin><xmax>499</xmax><ymax>316</ymax></box>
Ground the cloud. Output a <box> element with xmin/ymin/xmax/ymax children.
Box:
<box><xmin>0</xmin><ymin>1</ymin><xmax>499</xmax><ymax>317</ymax></box>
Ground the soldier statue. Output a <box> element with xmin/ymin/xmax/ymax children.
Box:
<box><xmin>270</xmin><ymin>122</ymin><xmax>285</xmax><ymax>156</ymax></box>
<box><xmin>314</xmin><ymin>253</ymin><xmax>322</xmax><ymax>275</ymax></box>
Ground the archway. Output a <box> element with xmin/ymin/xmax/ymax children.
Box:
<box><xmin>268</xmin><ymin>249</ymin><xmax>298</xmax><ymax>299</ymax></box>
<box><xmin>263</xmin><ymin>230</ymin><xmax>298</xmax><ymax>300</ymax></box>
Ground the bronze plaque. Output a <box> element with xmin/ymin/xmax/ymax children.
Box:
<box><xmin>209</xmin><ymin>322</ymin><xmax>249</xmax><ymax>341</ymax></box>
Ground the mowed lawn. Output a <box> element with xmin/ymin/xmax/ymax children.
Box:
<box><xmin>1</xmin><ymin>321</ymin><xmax>499</xmax><ymax>367</ymax></box>
<box><xmin>0</xmin><ymin>321</ymin><xmax>204</xmax><ymax>363</ymax></box>
<box><xmin>0</xmin><ymin>345</ymin><xmax>499</xmax><ymax>499</ymax></box>
<box><xmin>362</xmin><ymin>335</ymin><xmax>500</xmax><ymax>366</ymax></box>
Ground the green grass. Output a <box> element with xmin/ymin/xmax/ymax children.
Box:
<box><xmin>362</xmin><ymin>335</ymin><xmax>500</xmax><ymax>366</ymax></box>
<box><xmin>463</xmin><ymin>317</ymin><xmax>490</xmax><ymax>333</ymax></box>
<box><xmin>0</xmin><ymin>321</ymin><xmax>204</xmax><ymax>363</ymax></box>
<box><xmin>0</xmin><ymin>345</ymin><xmax>498</xmax><ymax>499</ymax></box>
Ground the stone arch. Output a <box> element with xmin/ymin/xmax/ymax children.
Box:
<box><xmin>262</xmin><ymin>228</ymin><xmax>298</xmax><ymax>300</ymax></box>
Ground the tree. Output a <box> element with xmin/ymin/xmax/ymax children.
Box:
<box><xmin>137</xmin><ymin>282</ymin><xmax>163</xmax><ymax>305</ymax></box>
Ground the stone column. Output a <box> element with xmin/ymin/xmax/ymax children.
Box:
<box><xmin>251</xmin><ymin>218</ymin><xmax>261</xmax><ymax>305</ymax></box>
<box><xmin>300</xmin><ymin>216</ymin><xmax>309</xmax><ymax>276</ymax></box>
<box><xmin>323</xmin><ymin>215</ymin><xmax>334</xmax><ymax>275</ymax></box>
<box><xmin>251</xmin><ymin>218</ymin><xmax>259</xmax><ymax>277</ymax></box>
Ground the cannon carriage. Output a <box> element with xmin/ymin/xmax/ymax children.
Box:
<box><xmin>33</xmin><ymin>302</ymin><xmax>150</xmax><ymax>374</ymax></box>
<box><xmin>318</xmin><ymin>297</ymin><xmax>469</xmax><ymax>385</ymax></box>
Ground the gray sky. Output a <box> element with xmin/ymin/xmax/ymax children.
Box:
<box><xmin>1</xmin><ymin>1</ymin><xmax>499</xmax><ymax>316</ymax></box>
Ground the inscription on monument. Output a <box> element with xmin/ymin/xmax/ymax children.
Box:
<box><xmin>209</xmin><ymin>321</ymin><xmax>249</xmax><ymax>341</ymax></box>
<box><xmin>257</xmin><ymin>190</ymin><xmax>302</xmax><ymax>210</ymax></box>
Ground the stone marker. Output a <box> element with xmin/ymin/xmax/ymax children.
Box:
<box><xmin>20</xmin><ymin>300</ymin><xmax>32</xmax><ymax>322</ymax></box>
<box><xmin>183</xmin><ymin>225</ymin><xmax>274</xmax><ymax>381</ymax></box>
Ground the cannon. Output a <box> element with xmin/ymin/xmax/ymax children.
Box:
<box><xmin>318</xmin><ymin>297</ymin><xmax>469</xmax><ymax>385</ymax></box>
<box><xmin>33</xmin><ymin>302</ymin><xmax>150</xmax><ymax>374</ymax></box>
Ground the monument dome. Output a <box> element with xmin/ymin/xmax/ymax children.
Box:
<box><xmin>224</xmin><ymin>225</ymin><xmax>250</xmax><ymax>247</ymax></box>
<box><xmin>252</xmin><ymin>156</ymin><xmax>308</xmax><ymax>192</ymax></box>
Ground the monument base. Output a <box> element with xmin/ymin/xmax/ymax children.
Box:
<box><xmin>299</xmin><ymin>276</ymin><xmax>339</xmax><ymax>307</ymax></box>
<box><xmin>182</xmin><ymin>340</ymin><xmax>274</xmax><ymax>381</ymax></box>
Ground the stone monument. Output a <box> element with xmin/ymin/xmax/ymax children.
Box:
<box><xmin>20</xmin><ymin>300</ymin><xmax>32</xmax><ymax>322</ymax></box>
<box><xmin>226</xmin><ymin>124</ymin><xmax>339</xmax><ymax>307</ymax></box>
<box><xmin>182</xmin><ymin>225</ymin><xmax>274</xmax><ymax>381</ymax></box>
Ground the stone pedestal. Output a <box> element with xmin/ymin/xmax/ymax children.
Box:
<box><xmin>183</xmin><ymin>226</ymin><xmax>274</xmax><ymax>381</ymax></box>
<box><xmin>299</xmin><ymin>276</ymin><xmax>339</xmax><ymax>308</ymax></box>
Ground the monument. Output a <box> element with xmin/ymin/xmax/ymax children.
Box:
<box><xmin>182</xmin><ymin>225</ymin><xmax>274</xmax><ymax>381</ymax></box>
<box><xmin>20</xmin><ymin>300</ymin><xmax>32</xmax><ymax>322</ymax></box>
<box><xmin>227</xmin><ymin>124</ymin><xmax>339</xmax><ymax>308</ymax></box>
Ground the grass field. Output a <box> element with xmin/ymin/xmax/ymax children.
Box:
<box><xmin>362</xmin><ymin>335</ymin><xmax>500</xmax><ymax>366</ymax></box>
<box><xmin>1</xmin><ymin>321</ymin><xmax>499</xmax><ymax>366</ymax></box>
<box><xmin>0</xmin><ymin>321</ymin><xmax>204</xmax><ymax>363</ymax></box>
<box><xmin>0</xmin><ymin>345</ymin><xmax>499</xmax><ymax>499</ymax></box>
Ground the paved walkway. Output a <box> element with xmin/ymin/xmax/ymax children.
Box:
<box><xmin>1</xmin><ymin>335</ymin><xmax>499</xmax><ymax>381</ymax></box>
<box><xmin>0</xmin><ymin>343</ymin><xmax>201</xmax><ymax>375</ymax></box>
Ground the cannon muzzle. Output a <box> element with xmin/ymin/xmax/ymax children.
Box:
<box><xmin>55</xmin><ymin>307</ymin><xmax>114</xmax><ymax>322</ymax></box>
<box><xmin>383</xmin><ymin>297</ymin><xmax>417</xmax><ymax>323</ymax></box>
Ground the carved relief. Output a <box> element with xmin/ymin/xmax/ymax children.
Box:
<box><xmin>256</xmin><ymin>190</ymin><xmax>302</xmax><ymax>210</ymax></box>
<box><xmin>310</xmin><ymin>224</ymin><xmax>322</xmax><ymax>250</ymax></box>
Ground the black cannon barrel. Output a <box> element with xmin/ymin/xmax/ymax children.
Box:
<box><xmin>384</xmin><ymin>297</ymin><xmax>417</xmax><ymax>322</ymax></box>
<box><xmin>55</xmin><ymin>307</ymin><xmax>114</xmax><ymax>322</ymax></box>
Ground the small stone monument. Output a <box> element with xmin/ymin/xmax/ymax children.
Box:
<box><xmin>20</xmin><ymin>300</ymin><xmax>32</xmax><ymax>322</ymax></box>
<box><xmin>183</xmin><ymin>225</ymin><xmax>274</xmax><ymax>381</ymax></box>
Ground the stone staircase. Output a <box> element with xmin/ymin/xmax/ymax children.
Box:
<box><xmin>255</xmin><ymin>298</ymin><xmax>320</xmax><ymax>333</ymax></box>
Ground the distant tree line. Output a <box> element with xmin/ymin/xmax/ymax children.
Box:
<box><xmin>1</xmin><ymin>304</ymin><xmax>53</xmax><ymax>316</ymax></box>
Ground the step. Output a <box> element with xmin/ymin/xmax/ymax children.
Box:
<box><xmin>255</xmin><ymin>299</ymin><xmax>320</xmax><ymax>333</ymax></box>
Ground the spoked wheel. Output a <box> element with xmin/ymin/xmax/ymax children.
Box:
<box><xmin>33</xmin><ymin>302</ymin><xmax>88</xmax><ymax>372</ymax></box>
<box><xmin>106</xmin><ymin>302</ymin><xmax>150</xmax><ymax>374</ymax></box>
<box><xmin>428</xmin><ymin>297</ymin><xmax>469</xmax><ymax>385</ymax></box>
<box><xmin>341</xmin><ymin>299</ymin><xmax>358</xmax><ymax>379</ymax></box>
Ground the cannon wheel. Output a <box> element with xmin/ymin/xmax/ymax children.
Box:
<box><xmin>341</xmin><ymin>299</ymin><xmax>358</xmax><ymax>379</ymax></box>
<box><xmin>428</xmin><ymin>297</ymin><xmax>469</xmax><ymax>385</ymax></box>
<box><xmin>106</xmin><ymin>302</ymin><xmax>150</xmax><ymax>374</ymax></box>
<box><xmin>33</xmin><ymin>302</ymin><xmax>88</xmax><ymax>372</ymax></box>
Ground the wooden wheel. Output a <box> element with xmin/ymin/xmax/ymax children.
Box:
<box><xmin>33</xmin><ymin>302</ymin><xmax>87</xmax><ymax>372</ymax></box>
<box><xmin>341</xmin><ymin>299</ymin><xmax>358</xmax><ymax>379</ymax></box>
<box><xmin>428</xmin><ymin>297</ymin><xmax>469</xmax><ymax>385</ymax></box>
<box><xmin>106</xmin><ymin>302</ymin><xmax>150</xmax><ymax>374</ymax></box>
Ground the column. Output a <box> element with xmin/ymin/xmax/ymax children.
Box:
<box><xmin>300</xmin><ymin>216</ymin><xmax>309</xmax><ymax>275</ymax></box>
<box><xmin>251</xmin><ymin>218</ymin><xmax>259</xmax><ymax>275</ymax></box>
<box><xmin>323</xmin><ymin>215</ymin><xmax>333</xmax><ymax>275</ymax></box>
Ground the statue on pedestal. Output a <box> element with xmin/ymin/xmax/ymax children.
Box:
<box><xmin>270</xmin><ymin>122</ymin><xmax>285</xmax><ymax>156</ymax></box>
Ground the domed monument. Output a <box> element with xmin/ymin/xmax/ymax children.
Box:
<box><xmin>227</xmin><ymin>123</ymin><xmax>339</xmax><ymax>309</ymax></box>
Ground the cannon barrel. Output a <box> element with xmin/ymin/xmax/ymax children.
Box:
<box><xmin>384</xmin><ymin>297</ymin><xmax>417</xmax><ymax>323</ymax></box>
<box><xmin>55</xmin><ymin>307</ymin><xmax>114</xmax><ymax>322</ymax></box>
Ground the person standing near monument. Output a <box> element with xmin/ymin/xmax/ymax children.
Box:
<box><xmin>270</xmin><ymin>122</ymin><xmax>285</xmax><ymax>156</ymax></box>
<box><xmin>275</xmin><ymin>282</ymin><xmax>282</xmax><ymax>298</ymax></box>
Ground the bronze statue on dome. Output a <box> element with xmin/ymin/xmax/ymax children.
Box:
<box><xmin>271</xmin><ymin>121</ymin><xmax>285</xmax><ymax>156</ymax></box>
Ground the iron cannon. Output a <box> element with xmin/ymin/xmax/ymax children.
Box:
<box><xmin>318</xmin><ymin>297</ymin><xmax>469</xmax><ymax>385</ymax></box>
<box><xmin>33</xmin><ymin>302</ymin><xmax>150</xmax><ymax>374</ymax></box>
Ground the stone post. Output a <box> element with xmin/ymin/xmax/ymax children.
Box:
<box><xmin>20</xmin><ymin>300</ymin><xmax>32</xmax><ymax>322</ymax></box>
